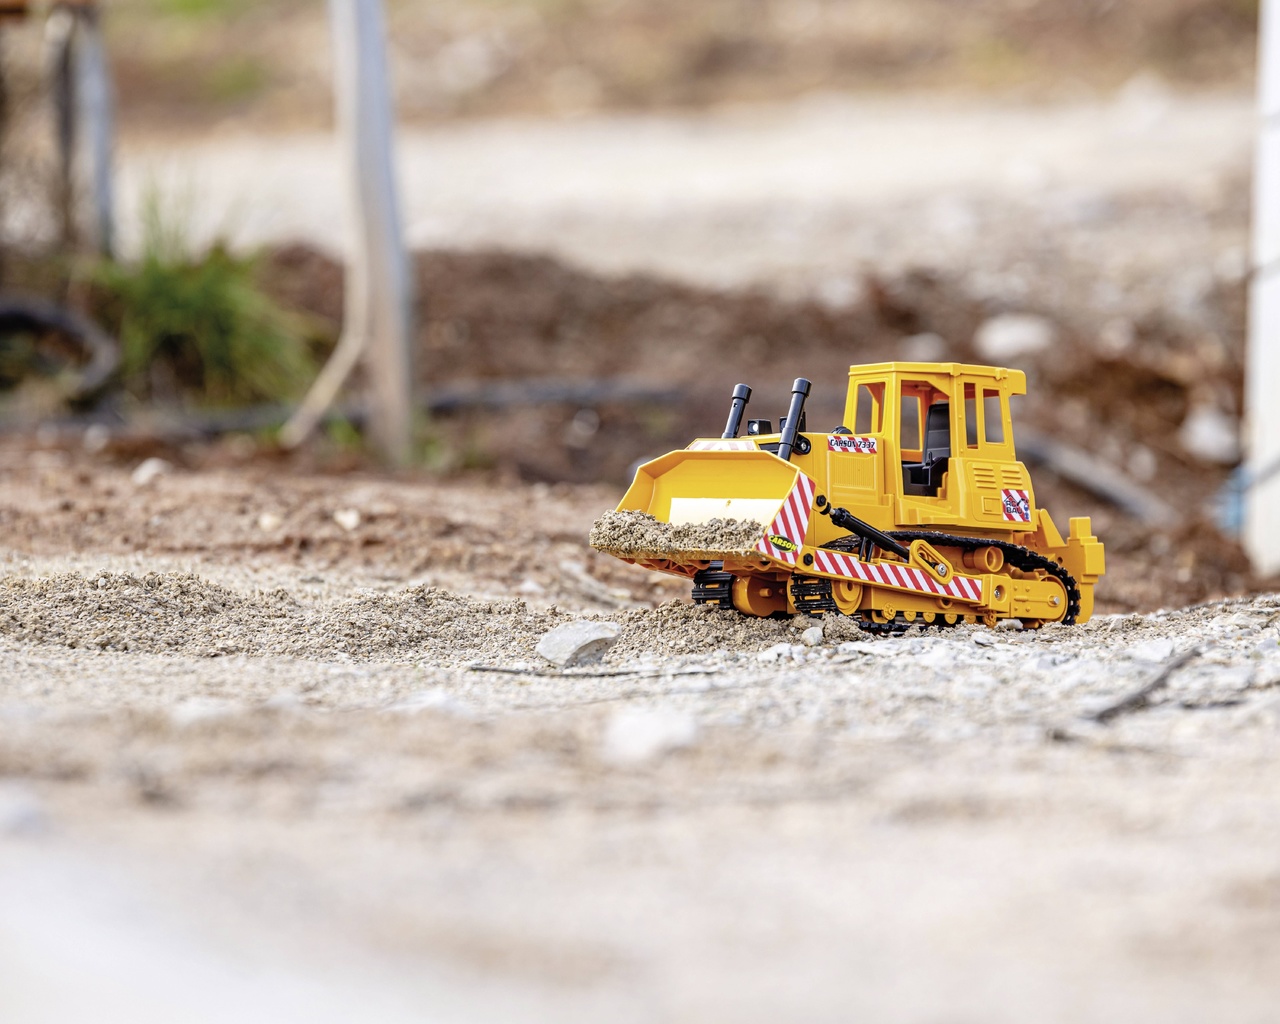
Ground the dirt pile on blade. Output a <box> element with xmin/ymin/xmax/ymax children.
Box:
<box><xmin>590</xmin><ymin>509</ymin><xmax>764</xmax><ymax>558</ymax></box>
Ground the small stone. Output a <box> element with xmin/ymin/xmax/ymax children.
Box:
<box><xmin>333</xmin><ymin>508</ymin><xmax>362</xmax><ymax>531</ymax></box>
<box><xmin>536</xmin><ymin>620</ymin><xmax>621</xmax><ymax>667</ymax></box>
<box><xmin>1253</xmin><ymin>638</ymin><xmax>1280</xmax><ymax>658</ymax></box>
<box><xmin>1179</xmin><ymin>404</ymin><xmax>1240</xmax><ymax>465</ymax></box>
<box><xmin>835</xmin><ymin>641</ymin><xmax>893</xmax><ymax>656</ymax></box>
<box><xmin>83</xmin><ymin>423</ymin><xmax>110</xmax><ymax>453</ymax></box>
<box><xmin>257</xmin><ymin>512</ymin><xmax>283</xmax><ymax>531</ymax></box>
<box><xmin>973</xmin><ymin>313</ymin><xmax>1056</xmax><ymax>361</ymax></box>
<box><xmin>130</xmin><ymin>457</ymin><xmax>172</xmax><ymax>488</ymax></box>
<box><xmin>995</xmin><ymin>618</ymin><xmax>1024</xmax><ymax>631</ymax></box>
<box><xmin>602</xmin><ymin>708</ymin><xmax>698</xmax><ymax>765</ymax></box>
<box><xmin>1130</xmin><ymin>638</ymin><xmax>1175</xmax><ymax>663</ymax></box>
<box><xmin>973</xmin><ymin>633</ymin><xmax>997</xmax><ymax>646</ymax></box>
<box><xmin>757</xmin><ymin>642</ymin><xmax>797</xmax><ymax>662</ymax></box>
<box><xmin>801</xmin><ymin>626</ymin><xmax>825</xmax><ymax>647</ymax></box>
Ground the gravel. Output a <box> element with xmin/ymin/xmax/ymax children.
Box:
<box><xmin>4</xmin><ymin>560</ymin><xmax>1280</xmax><ymax>1022</ymax></box>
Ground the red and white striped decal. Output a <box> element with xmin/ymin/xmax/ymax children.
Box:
<box><xmin>1001</xmin><ymin>488</ymin><xmax>1031</xmax><ymax>523</ymax></box>
<box><xmin>809</xmin><ymin>547</ymin><xmax>984</xmax><ymax>603</ymax></box>
<box><xmin>754</xmin><ymin>473</ymin><xmax>817</xmax><ymax>566</ymax></box>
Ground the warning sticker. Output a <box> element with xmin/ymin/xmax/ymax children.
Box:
<box><xmin>1001</xmin><ymin>488</ymin><xmax>1032</xmax><ymax>522</ymax></box>
<box><xmin>828</xmin><ymin>435</ymin><xmax>878</xmax><ymax>455</ymax></box>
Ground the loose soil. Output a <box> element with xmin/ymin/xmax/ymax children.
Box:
<box><xmin>4</xmin><ymin>468</ymin><xmax>1280</xmax><ymax>1019</ymax></box>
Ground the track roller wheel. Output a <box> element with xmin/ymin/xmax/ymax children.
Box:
<box><xmin>731</xmin><ymin>576</ymin><xmax>788</xmax><ymax>617</ymax></box>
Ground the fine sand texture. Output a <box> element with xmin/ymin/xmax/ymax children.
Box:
<box><xmin>3</xmin><ymin>448</ymin><xmax>1280</xmax><ymax>1022</ymax></box>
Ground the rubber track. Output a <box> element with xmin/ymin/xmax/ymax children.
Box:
<box><xmin>825</xmin><ymin>530</ymin><xmax>1082</xmax><ymax>627</ymax></box>
<box><xmin>692</xmin><ymin>563</ymin><xmax>735</xmax><ymax>609</ymax></box>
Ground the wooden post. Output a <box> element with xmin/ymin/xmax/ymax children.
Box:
<box><xmin>282</xmin><ymin>0</ymin><xmax>414</xmax><ymax>463</ymax></box>
<box><xmin>1247</xmin><ymin>0</ymin><xmax>1280</xmax><ymax>573</ymax></box>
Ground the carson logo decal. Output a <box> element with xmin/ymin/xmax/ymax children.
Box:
<box><xmin>1001</xmin><ymin>488</ymin><xmax>1031</xmax><ymax>523</ymax></box>
<box><xmin>754</xmin><ymin>473</ymin><xmax>817</xmax><ymax>566</ymax></box>
<box><xmin>828</xmin><ymin>435</ymin><xmax>878</xmax><ymax>454</ymax></box>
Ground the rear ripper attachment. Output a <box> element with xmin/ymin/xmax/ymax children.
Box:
<box><xmin>589</xmin><ymin>363</ymin><xmax>1105</xmax><ymax>631</ymax></box>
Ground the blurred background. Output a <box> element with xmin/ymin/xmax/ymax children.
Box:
<box><xmin>0</xmin><ymin>0</ymin><xmax>1263</xmax><ymax>611</ymax></box>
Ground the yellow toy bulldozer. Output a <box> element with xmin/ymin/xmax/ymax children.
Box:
<box><xmin>591</xmin><ymin>362</ymin><xmax>1105</xmax><ymax>632</ymax></box>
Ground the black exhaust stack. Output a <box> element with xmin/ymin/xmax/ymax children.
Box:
<box><xmin>777</xmin><ymin>378</ymin><xmax>811</xmax><ymax>462</ymax></box>
<box><xmin>722</xmin><ymin>383</ymin><xmax>752</xmax><ymax>439</ymax></box>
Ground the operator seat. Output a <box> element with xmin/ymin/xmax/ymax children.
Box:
<box><xmin>902</xmin><ymin>401</ymin><xmax>951</xmax><ymax>497</ymax></box>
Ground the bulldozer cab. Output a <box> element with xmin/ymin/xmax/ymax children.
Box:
<box><xmin>836</xmin><ymin>362</ymin><xmax>1034</xmax><ymax>530</ymax></box>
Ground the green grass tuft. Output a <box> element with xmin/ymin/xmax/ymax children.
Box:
<box><xmin>91</xmin><ymin>196</ymin><xmax>316</xmax><ymax>407</ymax></box>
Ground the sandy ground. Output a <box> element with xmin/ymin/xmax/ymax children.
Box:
<box><xmin>3</xmin><ymin>449</ymin><xmax>1280</xmax><ymax>1022</ymax></box>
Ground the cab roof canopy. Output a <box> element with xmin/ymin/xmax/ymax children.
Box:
<box><xmin>847</xmin><ymin>362</ymin><xmax>1027</xmax><ymax>395</ymax></box>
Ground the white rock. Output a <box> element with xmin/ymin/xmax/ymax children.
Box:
<box><xmin>835</xmin><ymin>641</ymin><xmax>893</xmax><ymax>657</ymax></box>
<box><xmin>257</xmin><ymin>512</ymin><xmax>283</xmax><ymax>531</ymax></box>
<box><xmin>536</xmin><ymin>620</ymin><xmax>621</xmax><ymax>667</ymax></box>
<box><xmin>757</xmin><ymin>642</ymin><xmax>799</xmax><ymax>663</ymax></box>
<box><xmin>1130</xmin><ymin>638</ymin><xmax>1175</xmax><ymax>663</ymax></box>
<box><xmin>801</xmin><ymin>626</ymin><xmax>825</xmax><ymax>647</ymax></box>
<box><xmin>973</xmin><ymin>633</ymin><xmax>997</xmax><ymax>647</ymax></box>
<box><xmin>82</xmin><ymin>423</ymin><xmax>109</xmax><ymax>453</ymax></box>
<box><xmin>1253</xmin><ymin>638</ymin><xmax>1280</xmax><ymax>658</ymax></box>
<box><xmin>1179</xmin><ymin>404</ymin><xmax>1240</xmax><ymax>464</ymax></box>
<box><xmin>995</xmin><ymin>618</ymin><xmax>1024</xmax><ymax>631</ymax></box>
<box><xmin>602</xmin><ymin>708</ymin><xmax>697</xmax><ymax>765</ymax></box>
<box><xmin>974</xmin><ymin>313</ymin><xmax>1057</xmax><ymax>361</ymax></box>
<box><xmin>130</xmin><ymin>457</ymin><xmax>172</xmax><ymax>488</ymax></box>
<box><xmin>333</xmin><ymin>508</ymin><xmax>362</xmax><ymax>532</ymax></box>
<box><xmin>0</xmin><ymin>782</ymin><xmax>47</xmax><ymax>836</ymax></box>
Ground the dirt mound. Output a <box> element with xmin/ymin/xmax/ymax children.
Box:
<box><xmin>0</xmin><ymin>572</ymin><xmax>569</xmax><ymax>664</ymax></box>
<box><xmin>0</xmin><ymin>571</ymin><xmax>816</xmax><ymax>666</ymax></box>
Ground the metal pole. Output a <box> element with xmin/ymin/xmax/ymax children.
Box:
<box><xmin>1247</xmin><ymin>0</ymin><xmax>1280</xmax><ymax>572</ymax></box>
<box><xmin>46</xmin><ymin>3</ymin><xmax>114</xmax><ymax>257</ymax></box>
<box><xmin>282</xmin><ymin>0</ymin><xmax>413</xmax><ymax>463</ymax></box>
